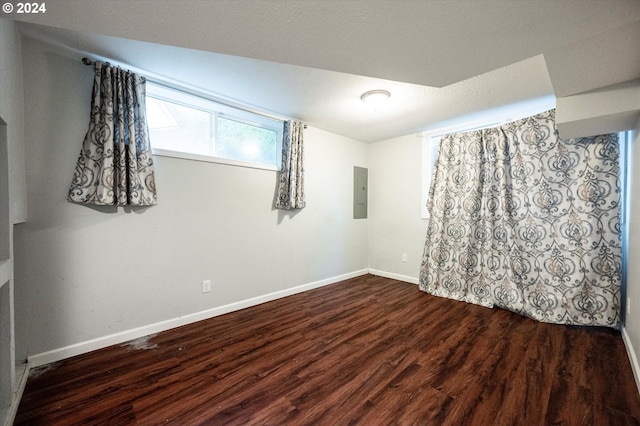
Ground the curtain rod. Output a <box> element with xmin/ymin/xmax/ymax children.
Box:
<box><xmin>82</xmin><ymin>57</ymin><xmax>146</xmax><ymax>83</ymax></box>
<box><xmin>81</xmin><ymin>57</ymin><xmax>101</xmax><ymax>66</ymax></box>
<box><xmin>80</xmin><ymin>56</ymin><xmax>306</xmax><ymax>127</ymax></box>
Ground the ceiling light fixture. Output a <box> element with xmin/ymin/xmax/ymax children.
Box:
<box><xmin>361</xmin><ymin>90</ymin><xmax>391</xmax><ymax>109</ymax></box>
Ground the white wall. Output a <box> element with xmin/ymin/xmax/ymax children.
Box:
<box><xmin>625</xmin><ymin>119</ymin><xmax>640</xmax><ymax>389</ymax></box>
<box><xmin>0</xmin><ymin>17</ymin><xmax>27</xmax><ymax>423</ymax></box>
<box><xmin>11</xmin><ymin>30</ymin><xmax>640</xmax><ymax>398</ymax></box>
<box><xmin>14</xmin><ymin>38</ymin><xmax>368</xmax><ymax>360</ymax></box>
<box><xmin>0</xmin><ymin>19</ymin><xmax>26</xmax><ymax>224</ymax></box>
<box><xmin>368</xmin><ymin>134</ymin><xmax>427</xmax><ymax>282</ymax></box>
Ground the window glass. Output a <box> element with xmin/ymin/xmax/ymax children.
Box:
<box><xmin>145</xmin><ymin>83</ymin><xmax>283</xmax><ymax>170</ymax></box>
<box><xmin>216</xmin><ymin>116</ymin><xmax>278</xmax><ymax>166</ymax></box>
<box><xmin>146</xmin><ymin>97</ymin><xmax>211</xmax><ymax>156</ymax></box>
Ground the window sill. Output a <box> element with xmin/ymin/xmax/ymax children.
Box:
<box><xmin>152</xmin><ymin>148</ymin><xmax>279</xmax><ymax>172</ymax></box>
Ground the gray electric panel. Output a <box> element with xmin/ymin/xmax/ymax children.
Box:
<box><xmin>353</xmin><ymin>166</ymin><xmax>368</xmax><ymax>219</ymax></box>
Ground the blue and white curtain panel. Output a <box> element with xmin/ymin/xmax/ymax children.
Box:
<box><xmin>68</xmin><ymin>61</ymin><xmax>157</xmax><ymax>206</ymax></box>
<box><xmin>419</xmin><ymin>109</ymin><xmax>621</xmax><ymax>327</ymax></box>
<box><xmin>275</xmin><ymin>120</ymin><xmax>305</xmax><ymax>210</ymax></box>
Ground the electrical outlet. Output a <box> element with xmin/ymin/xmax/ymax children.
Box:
<box><xmin>627</xmin><ymin>297</ymin><xmax>631</xmax><ymax>315</ymax></box>
<box><xmin>402</xmin><ymin>253</ymin><xmax>408</xmax><ymax>263</ymax></box>
<box><xmin>202</xmin><ymin>280</ymin><xmax>211</xmax><ymax>294</ymax></box>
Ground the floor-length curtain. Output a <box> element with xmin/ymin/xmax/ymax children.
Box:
<box><xmin>275</xmin><ymin>120</ymin><xmax>305</xmax><ymax>210</ymax></box>
<box><xmin>419</xmin><ymin>109</ymin><xmax>622</xmax><ymax>327</ymax></box>
<box><xmin>68</xmin><ymin>61</ymin><xmax>157</xmax><ymax>206</ymax></box>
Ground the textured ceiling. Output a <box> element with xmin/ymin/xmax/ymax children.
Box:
<box><xmin>10</xmin><ymin>0</ymin><xmax>640</xmax><ymax>142</ymax></box>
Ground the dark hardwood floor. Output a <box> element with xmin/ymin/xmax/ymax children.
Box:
<box><xmin>15</xmin><ymin>275</ymin><xmax>640</xmax><ymax>425</ymax></box>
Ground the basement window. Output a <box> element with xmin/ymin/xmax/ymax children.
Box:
<box><xmin>146</xmin><ymin>83</ymin><xmax>283</xmax><ymax>170</ymax></box>
<box><xmin>420</xmin><ymin>99</ymin><xmax>557</xmax><ymax>219</ymax></box>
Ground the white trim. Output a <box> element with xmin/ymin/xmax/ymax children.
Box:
<box><xmin>622</xmin><ymin>326</ymin><xmax>640</xmax><ymax>397</ymax></box>
<box><xmin>420</xmin><ymin>134</ymin><xmax>442</xmax><ymax>219</ymax></box>
<box><xmin>0</xmin><ymin>260</ymin><xmax>10</xmax><ymax>287</ymax></box>
<box><xmin>368</xmin><ymin>269</ymin><xmax>419</xmax><ymax>285</ymax></box>
<box><xmin>1</xmin><ymin>362</ymin><xmax>29</xmax><ymax>426</ymax></box>
<box><xmin>27</xmin><ymin>270</ymin><xmax>369</xmax><ymax>368</ymax></box>
<box><xmin>146</xmin><ymin>82</ymin><xmax>284</xmax><ymax>171</ymax></box>
<box><xmin>146</xmin><ymin>77</ymin><xmax>291</xmax><ymax>124</ymax></box>
<box><xmin>152</xmin><ymin>148</ymin><xmax>279</xmax><ymax>172</ymax></box>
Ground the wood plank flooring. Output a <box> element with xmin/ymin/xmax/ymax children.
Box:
<box><xmin>14</xmin><ymin>275</ymin><xmax>640</xmax><ymax>425</ymax></box>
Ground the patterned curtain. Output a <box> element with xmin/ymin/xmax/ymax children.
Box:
<box><xmin>68</xmin><ymin>61</ymin><xmax>157</xmax><ymax>206</ymax></box>
<box><xmin>275</xmin><ymin>121</ymin><xmax>305</xmax><ymax>210</ymax></box>
<box><xmin>419</xmin><ymin>109</ymin><xmax>622</xmax><ymax>327</ymax></box>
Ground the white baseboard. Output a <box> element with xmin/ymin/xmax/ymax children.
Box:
<box><xmin>368</xmin><ymin>268</ymin><xmax>419</xmax><ymax>285</ymax></box>
<box><xmin>28</xmin><ymin>269</ymin><xmax>369</xmax><ymax>368</ymax></box>
<box><xmin>1</xmin><ymin>362</ymin><xmax>29</xmax><ymax>426</ymax></box>
<box><xmin>622</xmin><ymin>326</ymin><xmax>640</xmax><ymax>397</ymax></box>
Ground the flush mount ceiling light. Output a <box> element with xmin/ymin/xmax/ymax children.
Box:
<box><xmin>361</xmin><ymin>90</ymin><xmax>391</xmax><ymax>109</ymax></box>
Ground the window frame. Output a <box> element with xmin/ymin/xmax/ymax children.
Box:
<box><xmin>146</xmin><ymin>82</ymin><xmax>284</xmax><ymax>171</ymax></box>
<box><xmin>420</xmin><ymin>134</ymin><xmax>441</xmax><ymax>220</ymax></box>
